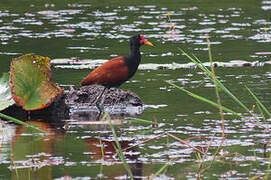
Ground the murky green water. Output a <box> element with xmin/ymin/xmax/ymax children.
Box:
<box><xmin>1</xmin><ymin>0</ymin><xmax>271</xmax><ymax>179</ymax></box>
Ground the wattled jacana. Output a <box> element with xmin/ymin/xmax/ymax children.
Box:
<box><xmin>80</xmin><ymin>34</ymin><xmax>153</xmax><ymax>118</ymax></box>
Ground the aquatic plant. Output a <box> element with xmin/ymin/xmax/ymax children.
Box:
<box><xmin>108</xmin><ymin>113</ymin><xmax>134</xmax><ymax>180</ymax></box>
<box><xmin>168</xmin><ymin>46</ymin><xmax>271</xmax><ymax>131</ymax></box>
<box><xmin>0</xmin><ymin>54</ymin><xmax>64</xmax><ymax>132</ymax></box>
<box><xmin>162</xmin><ymin>41</ymin><xmax>271</xmax><ymax>178</ymax></box>
<box><xmin>0</xmin><ymin>73</ymin><xmax>15</xmax><ymax>111</ymax></box>
<box><xmin>9</xmin><ymin>54</ymin><xmax>64</xmax><ymax>110</ymax></box>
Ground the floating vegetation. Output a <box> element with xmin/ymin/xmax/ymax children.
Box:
<box><xmin>51</xmin><ymin>58</ymin><xmax>266</xmax><ymax>70</ymax></box>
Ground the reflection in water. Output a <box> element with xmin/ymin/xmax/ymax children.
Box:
<box><xmin>10</xmin><ymin>121</ymin><xmax>57</xmax><ymax>180</ymax></box>
<box><xmin>70</xmin><ymin>105</ymin><xmax>143</xmax><ymax>121</ymax></box>
<box><xmin>5</xmin><ymin>120</ymin><xmax>144</xmax><ymax>179</ymax></box>
<box><xmin>84</xmin><ymin>137</ymin><xmax>143</xmax><ymax>179</ymax></box>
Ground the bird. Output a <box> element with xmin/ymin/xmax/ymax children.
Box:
<box><xmin>80</xmin><ymin>34</ymin><xmax>153</xmax><ymax>119</ymax></box>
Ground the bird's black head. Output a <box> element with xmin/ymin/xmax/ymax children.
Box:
<box><xmin>130</xmin><ymin>34</ymin><xmax>153</xmax><ymax>48</ymax></box>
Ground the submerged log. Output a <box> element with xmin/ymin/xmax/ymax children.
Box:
<box><xmin>2</xmin><ymin>85</ymin><xmax>143</xmax><ymax>121</ymax></box>
<box><xmin>66</xmin><ymin>85</ymin><xmax>142</xmax><ymax>107</ymax></box>
<box><xmin>65</xmin><ymin>85</ymin><xmax>143</xmax><ymax>120</ymax></box>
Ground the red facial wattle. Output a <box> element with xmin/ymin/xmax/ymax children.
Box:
<box><xmin>140</xmin><ymin>34</ymin><xmax>154</xmax><ymax>46</ymax></box>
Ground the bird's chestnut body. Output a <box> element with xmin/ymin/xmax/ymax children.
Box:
<box><xmin>80</xmin><ymin>34</ymin><xmax>153</xmax><ymax>87</ymax></box>
<box><xmin>80</xmin><ymin>56</ymin><xmax>129</xmax><ymax>87</ymax></box>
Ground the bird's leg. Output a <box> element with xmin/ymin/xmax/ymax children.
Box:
<box><xmin>95</xmin><ymin>87</ymin><xmax>108</xmax><ymax>120</ymax></box>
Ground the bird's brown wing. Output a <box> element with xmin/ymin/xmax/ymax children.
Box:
<box><xmin>80</xmin><ymin>56</ymin><xmax>129</xmax><ymax>87</ymax></box>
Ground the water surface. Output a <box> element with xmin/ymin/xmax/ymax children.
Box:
<box><xmin>1</xmin><ymin>0</ymin><xmax>271</xmax><ymax>179</ymax></box>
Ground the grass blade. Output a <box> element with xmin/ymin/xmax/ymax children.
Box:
<box><xmin>245</xmin><ymin>86</ymin><xmax>271</xmax><ymax>118</ymax></box>
<box><xmin>179</xmin><ymin>48</ymin><xmax>250</xmax><ymax>113</ymax></box>
<box><xmin>0</xmin><ymin>112</ymin><xmax>46</xmax><ymax>132</ymax></box>
<box><xmin>166</xmin><ymin>80</ymin><xmax>269</xmax><ymax>130</ymax></box>
<box><xmin>165</xmin><ymin>80</ymin><xmax>241</xmax><ymax>118</ymax></box>
<box><xmin>150</xmin><ymin>160</ymin><xmax>173</xmax><ymax>179</ymax></box>
<box><xmin>129</xmin><ymin>117</ymin><xmax>156</xmax><ymax>125</ymax></box>
<box><xmin>207</xmin><ymin>39</ymin><xmax>225</xmax><ymax>137</ymax></box>
<box><xmin>98</xmin><ymin>136</ymin><xmax>104</xmax><ymax>179</ymax></box>
<box><xmin>110</xmin><ymin>121</ymin><xmax>134</xmax><ymax>180</ymax></box>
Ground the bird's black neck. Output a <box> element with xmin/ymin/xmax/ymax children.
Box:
<box><xmin>124</xmin><ymin>44</ymin><xmax>141</xmax><ymax>79</ymax></box>
<box><xmin>130</xmin><ymin>43</ymin><xmax>140</xmax><ymax>55</ymax></box>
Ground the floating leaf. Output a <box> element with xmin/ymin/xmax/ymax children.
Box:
<box><xmin>9</xmin><ymin>54</ymin><xmax>64</xmax><ymax>111</ymax></box>
<box><xmin>0</xmin><ymin>73</ymin><xmax>15</xmax><ymax>111</ymax></box>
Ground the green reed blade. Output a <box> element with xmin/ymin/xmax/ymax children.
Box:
<box><xmin>152</xmin><ymin>161</ymin><xmax>172</xmax><ymax>179</ymax></box>
<box><xmin>110</xmin><ymin>121</ymin><xmax>134</xmax><ymax>180</ymax></box>
<box><xmin>246</xmin><ymin>86</ymin><xmax>271</xmax><ymax>118</ymax></box>
<box><xmin>179</xmin><ymin>48</ymin><xmax>250</xmax><ymax>112</ymax></box>
<box><xmin>165</xmin><ymin>81</ymin><xmax>242</xmax><ymax>118</ymax></box>
<box><xmin>129</xmin><ymin>117</ymin><xmax>156</xmax><ymax>124</ymax></box>
<box><xmin>0</xmin><ymin>112</ymin><xmax>45</xmax><ymax>132</ymax></box>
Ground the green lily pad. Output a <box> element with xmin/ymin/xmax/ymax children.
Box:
<box><xmin>9</xmin><ymin>54</ymin><xmax>64</xmax><ymax>111</ymax></box>
<box><xmin>0</xmin><ymin>73</ymin><xmax>15</xmax><ymax>111</ymax></box>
